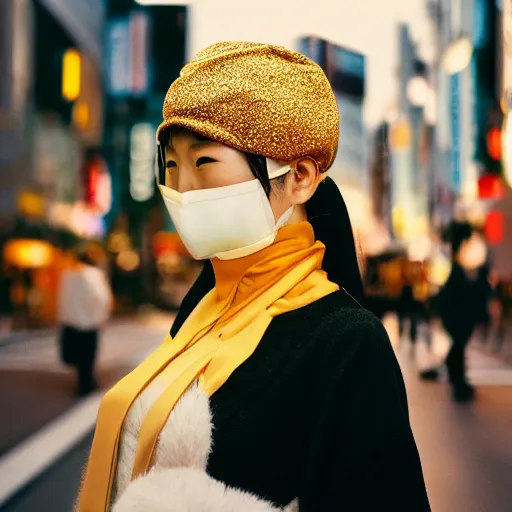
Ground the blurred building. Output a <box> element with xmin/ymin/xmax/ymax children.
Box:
<box><xmin>299</xmin><ymin>36</ymin><xmax>367</xmax><ymax>192</ymax></box>
<box><xmin>299</xmin><ymin>36</ymin><xmax>369</xmax><ymax>236</ymax></box>
<box><xmin>103</xmin><ymin>0</ymin><xmax>189</xmax><ymax>309</ymax></box>
<box><xmin>0</xmin><ymin>0</ymin><xmax>105</xmax><ymax>227</ymax></box>
<box><xmin>0</xmin><ymin>0</ymin><xmax>107</xmax><ymax>330</ymax></box>
<box><xmin>369</xmin><ymin>122</ymin><xmax>391</xmax><ymax>229</ymax></box>
<box><xmin>387</xmin><ymin>24</ymin><xmax>432</xmax><ymax>240</ymax></box>
<box><xmin>430</xmin><ymin>0</ymin><xmax>502</xmax><ymax>205</ymax></box>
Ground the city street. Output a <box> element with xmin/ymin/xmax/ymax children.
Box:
<box><xmin>1</xmin><ymin>0</ymin><xmax>511</xmax><ymax>510</ymax></box>
<box><xmin>0</xmin><ymin>314</ymin><xmax>511</xmax><ymax>511</ymax></box>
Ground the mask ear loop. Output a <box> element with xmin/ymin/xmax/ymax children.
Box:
<box><xmin>266</xmin><ymin>158</ymin><xmax>293</xmax><ymax>180</ymax></box>
<box><xmin>266</xmin><ymin>156</ymin><xmax>320</xmax><ymax>181</ymax></box>
<box><xmin>156</xmin><ymin>138</ymin><xmax>167</xmax><ymax>186</ymax></box>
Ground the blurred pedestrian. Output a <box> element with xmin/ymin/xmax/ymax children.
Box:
<box><xmin>0</xmin><ymin>269</ymin><xmax>14</xmax><ymax>336</ymax></box>
<box><xmin>421</xmin><ymin>223</ymin><xmax>492</xmax><ymax>403</ymax></box>
<box><xmin>477</xmin><ymin>264</ymin><xmax>504</xmax><ymax>352</ymax></box>
<box><xmin>398</xmin><ymin>281</ymin><xmax>420</xmax><ymax>344</ymax></box>
<box><xmin>78</xmin><ymin>42</ymin><xmax>430</xmax><ymax>512</ymax></box>
<box><xmin>57</xmin><ymin>249</ymin><xmax>112</xmax><ymax>396</ymax></box>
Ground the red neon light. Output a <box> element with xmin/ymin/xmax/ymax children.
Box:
<box><xmin>485</xmin><ymin>211</ymin><xmax>504</xmax><ymax>245</ymax></box>
<box><xmin>486</xmin><ymin>127</ymin><xmax>502</xmax><ymax>161</ymax></box>
<box><xmin>478</xmin><ymin>172</ymin><xmax>505</xmax><ymax>199</ymax></box>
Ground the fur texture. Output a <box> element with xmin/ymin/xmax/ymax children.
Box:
<box><xmin>114</xmin><ymin>380</ymin><xmax>212</xmax><ymax>497</ymax></box>
<box><xmin>114</xmin><ymin>381</ymin><xmax>298</xmax><ymax>511</ymax></box>
<box><xmin>113</xmin><ymin>467</ymin><xmax>282</xmax><ymax>512</ymax></box>
<box><xmin>283</xmin><ymin>500</ymin><xmax>298</xmax><ymax>512</ymax></box>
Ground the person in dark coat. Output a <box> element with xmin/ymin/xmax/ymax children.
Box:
<box><xmin>422</xmin><ymin>222</ymin><xmax>492</xmax><ymax>402</ymax></box>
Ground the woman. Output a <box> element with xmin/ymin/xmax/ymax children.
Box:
<box><xmin>78</xmin><ymin>42</ymin><xmax>430</xmax><ymax>511</ymax></box>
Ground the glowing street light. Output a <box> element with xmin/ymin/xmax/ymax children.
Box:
<box><xmin>503</xmin><ymin>111</ymin><xmax>512</xmax><ymax>188</ymax></box>
<box><xmin>406</xmin><ymin>76</ymin><xmax>430</xmax><ymax>107</ymax></box>
<box><xmin>62</xmin><ymin>49</ymin><xmax>81</xmax><ymax>102</ymax></box>
<box><xmin>442</xmin><ymin>36</ymin><xmax>473</xmax><ymax>75</ymax></box>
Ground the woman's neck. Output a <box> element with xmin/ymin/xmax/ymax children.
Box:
<box><xmin>210</xmin><ymin>222</ymin><xmax>316</xmax><ymax>303</ymax></box>
<box><xmin>287</xmin><ymin>206</ymin><xmax>307</xmax><ymax>225</ymax></box>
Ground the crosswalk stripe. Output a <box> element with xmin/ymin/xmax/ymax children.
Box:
<box><xmin>0</xmin><ymin>392</ymin><xmax>102</xmax><ymax>507</ymax></box>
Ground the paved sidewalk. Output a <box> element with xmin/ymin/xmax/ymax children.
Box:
<box><xmin>384</xmin><ymin>315</ymin><xmax>512</xmax><ymax>387</ymax></box>
<box><xmin>0</xmin><ymin>314</ymin><xmax>173</xmax><ymax>457</ymax></box>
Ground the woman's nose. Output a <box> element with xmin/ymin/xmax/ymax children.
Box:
<box><xmin>176</xmin><ymin>167</ymin><xmax>199</xmax><ymax>193</ymax></box>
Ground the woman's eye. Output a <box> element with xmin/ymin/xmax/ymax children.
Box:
<box><xmin>166</xmin><ymin>160</ymin><xmax>177</xmax><ymax>169</ymax></box>
<box><xmin>196</xmin><ymin>156</ymin><xmax>216</xmax><ymax>167</ymax></box>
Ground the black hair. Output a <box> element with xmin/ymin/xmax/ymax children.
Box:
<box><xmin>158</xmin><ymin>126</ymin><xmax>273</xmax><ymax>196</ymax></box>
<box><xmin>306</xmin><ymin>177</ymin><xmax>364</xmax><ymax>303</ymax></box>
<box><xmin>444</xmin><ymin>221</ymin><xmax>474</xmax><ymax>260</ymax></box>
<box><xmin>244</xmin><ymin>153</ymin><xmax>272</xmax><ymax>196</ymax></box>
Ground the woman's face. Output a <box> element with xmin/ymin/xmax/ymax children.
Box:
<box><xmin>164</xmin><ymin>130</ymin><xmax>314</xmax><ymax>222</ymax></box>
<box><xmin>164</xmin><ymin>130</ymin><xmax>254</xmax><ymax>192</ymax></box>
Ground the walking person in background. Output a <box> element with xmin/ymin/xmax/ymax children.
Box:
<box><xmin>422</xmin><ymin>222</ymin><xmax>492</xmax><ymax>403</ymax></box>
<box><xmin>58</xmin><ymin>248</ymin><xmax>112</xmax><ymax>396</ymax></box>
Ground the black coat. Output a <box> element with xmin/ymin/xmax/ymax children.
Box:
<box><xmin>172</xmin><ymin>274</ymin><xmax>431</xmax><ymax>511</ymax></box>
<box><xmin>437</xmin><ymin>263</ymin><xmax>492</xmax><ymax>339</ymax></box>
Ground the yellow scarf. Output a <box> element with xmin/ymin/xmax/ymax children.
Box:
<box><xmin>78</xmin><ymin>222</ymin><xmax>338</xmax><ymax>512</ymax></box>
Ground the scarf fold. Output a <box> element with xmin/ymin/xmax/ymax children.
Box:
<box><xmin>78</xmin><ymin>221</ymin><xmax>339</xmax><ymax>512</ymax></box>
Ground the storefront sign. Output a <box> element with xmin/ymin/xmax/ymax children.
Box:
<box><xmin>130</xmin><ymin>12</ymin><xmax>149</xmax><ymax>96</ymax></box>
<box><xmin>107</xmin><ymin>18</ymin><xmax>131</xmax><ymax>96</ymax></box>
<box><xmin>450</xmin><ymin>74</ymin><xmax>461</xmax><ymax>193</ymax></box>
<box><xmin>33</xmin><ymin>114</ymin><xmax>80</xmax><ymax>202</ymax></box>
<box><xmin>107</xmin><ymin>12</ymin><xmax>150</xmax><ymax>97</ymax></box>
<box><xmin>48</xmin><ymin>202</ymin><xmax>105</xmax><ymax>239</ymax></box>
<box><xmin>16</xmin><ymin>190</ymin><xmax>46</xmax><ymax>219</ymax></box>
<box><xmin>4</xmin><ymin>239</ymin><xmax>54</xmax><ymax>269</ymax></box>
<box><xmin>83</xmin><ymin>156</ymin><xmax>112</xmax><ymax>215</ymax></box>
<box><xmin>130</xmin><ymin>123</ymin><xmax>155</xmax><ymax>202</ymax></box>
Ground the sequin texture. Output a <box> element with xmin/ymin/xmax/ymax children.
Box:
<box><xmin>157</xmin><ymin>41</ymin><xmax>339</xmax><ymax>171</ymax></box>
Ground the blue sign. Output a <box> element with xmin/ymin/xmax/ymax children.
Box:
<box><xmin>450</xmin><ymin>74</ymin><xmax>461</xmax><ymax>193</ymax></box>
<box><xmin>106</xmin><ymin>18</ymin><xmax>131</xmax><ymax>97</ymax></box>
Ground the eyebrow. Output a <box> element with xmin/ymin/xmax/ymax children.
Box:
<box><xmin>167</xmin><ymin>140</ymin><xmax>218</xmax><ymax>154</ymax></box>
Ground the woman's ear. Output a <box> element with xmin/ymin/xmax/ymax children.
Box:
<box><xmin>285</xmin><ymin>158</ymin><xmax>321</xmax><ymax>205</ymax></box>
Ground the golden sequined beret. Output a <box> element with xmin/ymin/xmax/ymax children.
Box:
<box><xmin>157</xmin><ymin>41</ymin><xmax>339</xmax><ymax>171</ymax></box>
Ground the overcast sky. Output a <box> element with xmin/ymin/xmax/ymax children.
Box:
<box><xmin>187</xmin><ymin>0</ymin><xmax>436</xmax><ymax>127</ymax></box>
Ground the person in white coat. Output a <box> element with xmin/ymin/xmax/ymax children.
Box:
<box><xmin>58</xmin><ymin>250</ymin><xmax>112</xmax><ymax>395</ymax></box>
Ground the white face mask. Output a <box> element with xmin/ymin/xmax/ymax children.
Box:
<box><xmin>159</xmin><ymin>159</ymin><xmax>294</xmax><ymax>260</ymax></box>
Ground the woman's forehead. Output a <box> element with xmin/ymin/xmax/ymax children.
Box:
<box><xmin>165</xmin><ymin>126</ymin><xmax>211</xmax><ymax>148</ymax></box>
